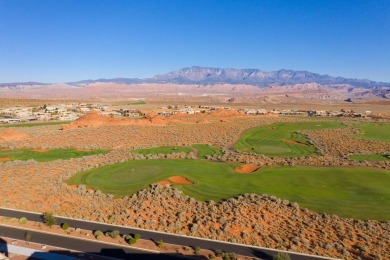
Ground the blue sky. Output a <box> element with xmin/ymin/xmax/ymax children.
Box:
<box><xmin>0</xmin><ymin>0</ymin><xmax>389</xmax><ymax>83</ymax></box>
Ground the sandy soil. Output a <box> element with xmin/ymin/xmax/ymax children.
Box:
<box><xmin>235</xmin><ymin>164</ymin><xmax>261</xmax><ymax>174</ymax></box>
<box><xmin>168</xmin><ymin>176</ymin><xmax>193</xmax><ymax>185</ymax></box>
<box><xmin>0</xmin><ymin>157</ymin><xmax>10</xmax><ymax>162</ymax></box>
<box><xmin>0</xmin><ymin>130</ymin><xmax>30</xmax><ymax>141</ymax></box>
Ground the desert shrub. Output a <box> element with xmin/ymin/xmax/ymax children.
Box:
<box><xmin>158</xmin><ymin>239</ymin><xmax>164</xmax><ymax>248</ymax></box>
<box><xmin>134</xmin><ymin>233</ymin><xmax>141</xmax><ymax>240</ymax></box>
<box><xmin>109</xmin><ymin>230</ymin><xmax>120</xmax><ymax>239</ymax></box>
<box><xmin>42</xmin><ymin>212</ymin><xmax>56</xmax><ymax>228</ymax></box>
<box><xmin>209</xmin><ymin>254</ymin><xmax>215</xmax><ymax>259</ymax></box>
<box><xmin>124</xmin><ymin>234</ymin><xmax>133</xmax><ymax>241</ymax></box>
<box><xmin>19</xmin><ymin>217</ymin><xmax>27</xmax><ymax>224</ymax></box>
<box><xmin>273</xmin><ymin>252</ymin><xmax>291</xmax><ymax>260</ymax></box>
<box><xmin>93</xmin><ymin>230</ymin><xmax>103</xmax><ymax>238</ymax></box>
<box><xmin>195</xmin><ymin>247</ymin><xmax>201</xmax><ymax>255</ymax></box>
<box><xmin>215</xmin><ymin>250</ymin><xmax>223</xmax><ymax>257</ymax></box>
<box><xmin>61</xmin><ymin>223</ymin><xmax>70</xmax><ymax>230</ymax></box>
<box><xmin>128</xmin><ymin>238</ymin><xmax>136</xmax><ymax>245</ymax></box>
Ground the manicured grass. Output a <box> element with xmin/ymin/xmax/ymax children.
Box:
<box><xmin>129</xmin><ymin>100</ymin><xmax>146</xmax><ymax>105</ymax></box>
<box><xmin>0</xmin><ymin>148</ymin><xmax>108</xmax><ymax>162</ymax></box>
<box><xmin>234</xmin><ymin>122</ymin><xmax>343</xmax><ymax>157</ymax></box>
<box><xmin>132</xmin><ymin>146</ymin><xmax>193</xmax><ymax>155</ymax></box>
<box><xmin>356</xmin><ymin>123</ymin><xmax>390</xmax><ymax>142</ymax></box>
<box><xmin>0</xmin><ymin>121</ymin><xmax>70</xmax><ymax>128</ymax></box>
<box><xmin>349</xmin><ymin>154</ymin><xmax>389</xmax><ymax>161</ymax></box>
<box><xmin>192</xmin><ymin>144</ymin><xmax>222</xmax><ymax>158</ymax></box>
<box><xmin>68</xmin><ymin>159</ymin><xmax>390</xmax><ymax>220</ymax></box>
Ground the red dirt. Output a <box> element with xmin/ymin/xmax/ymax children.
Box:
<box><xmin>61</xmin><ymin>110</ymin><xmax>169</xmax><ymax>130</ymax></box>
<box><xmin>235</xmin><ymin>164</ymin><xmax>261</xmax><ymax>174</ymax></box>
<box><xmin>0</xmin><ymin>157</ymin><xmax>10</xmax><ymax>162</ymax></box>
<box><xmin>168</xmin><ymin>176</ymin><xmax>193</xmax><ymax>185</ymax></box>
<box><xmin>0</xmin><ymin>130</ymin><xmax>30</xmax><ymax>140</ymax></box>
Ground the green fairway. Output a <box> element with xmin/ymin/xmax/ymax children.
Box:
<box><xmin>0</xmin><ymin>121</ymin><xmax>70</xmax><ymax>128</ymax></box>
<box><xmin>234</xmin><ymin>122</ymin><xmax>343</xmax><ymax>157</ymax></box>
<box><xmin>192</xmin><ymin>144</ymin><xmax>222</xmax><ymax>158</ymax></box>
<box><xmin>129</xmin><ymin>100</ymin><xmax>146</xmax><ymax>105</ymax></box>
<box><xmin>68</xmin><ymin>159</ymin><xmax>390</xmax><ymax>220</ymax></box>
<box><xmin>356</xmin><ymin>123</ymin><xmax>390</xmax><ymax>142</ymax></box>
<box><xmin>349</xmin><ymin>154</ymin><xmax>389</xmax><ymax>161</ymax></box>
<box><xmin>132</xmin><ymin>146</ymin><xmax>193</xmax><ymax>155</ymax></box>
<box><xmin>0</xmin><ymin>148</ymin><xmax>108</xmax><ymax>162</ymax></box>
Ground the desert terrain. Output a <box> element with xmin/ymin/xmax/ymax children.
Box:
<box><xmin>0</xmin><ymin>93</ymin><xmax>389</xmax><ymax>260</ymax></box>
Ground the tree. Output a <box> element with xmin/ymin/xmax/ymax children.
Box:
<box><xmin>42</xmin><ymin>213</ymin><xmax>56</xmax><ymax>228</ymax></box>
<box><xmin>157</xmin><ymin>239</ymin><xmax>164</xmax><ymax>248</ymax></box>
<box><xmin>24</xmin><ymin>231</ymin><xmax>32</xmax><ymax>244</ymax></box>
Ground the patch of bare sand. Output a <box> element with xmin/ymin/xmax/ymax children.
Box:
<box><xmin>168</xmin><ymin>176</ymin><xmax>193</xmax><ymax>184</ymax></box>
<box><xmin>156</xmin><ymin>180</ymin><xmax>171</xmax><ymax>186</ymax></box>
<box><xmin>235</xmin><ymin>164</ymin><xmax>260</xmax><ymax>174</ymax></box>
<box><xmin>0</xmin><ymin>157</ymin><xmax>10</xmax><ymax>162</ymax></box>
<box><xmin>0</xmin><ymin>130</ymin><xmax>30</xmax><ymax>140</ymax></box>
<box><xmin>281</xmin><ymin>139</ymin><xmax>308</xmax><ymax>146</ymax></box>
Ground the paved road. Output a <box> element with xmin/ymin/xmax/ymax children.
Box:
<box><xmin>0</xmin><ymin>207</ymin><xmax>336</xmax><ymax>260</ymax></box>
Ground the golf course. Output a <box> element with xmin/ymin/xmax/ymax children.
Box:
<box><xmin>233</xmin><ymin>121</ymin><xmax>343</xmax><ymax>157</ymax></box>
<box><xmin>68</xmin><ymin>159</ymin><xmax>390</xmax><ymax>220</ymax></box>
<box><xmin>0</xmin><ymin>148</ymin><xmax>108</xmax><ymax>162</ymax></box>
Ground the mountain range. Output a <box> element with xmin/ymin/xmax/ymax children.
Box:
<box><xmin>2</xmin><ymin>66</ymin><xmax>390</xmax><ymax>89</ymax></box>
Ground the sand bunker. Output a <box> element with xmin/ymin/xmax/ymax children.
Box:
<box><xmin>235</xmin><ymin>164</ymin><xmax>260</xmax><ymax>174</ymax></box>
<box><xmin>156</xmin><ymin>176</ymin><xmax>193</xmax><ymax>186</ymax></box>
<box><xmin>0</xmin><ymin>157</ymin><xmax>10</xmax><ymax>162</ymax></box>
<box><xmin>281</xmin><ymin>139</ymin><xmax>308</xmax><ymax>146</ymax></box>
<box><xmin>0</xmin><ymin>130</ymin><xmax>30</xmax><ymax>141</ymax></box>
<box><xmin>61</xmin><ymin>110</ymin><xmax>169</xmax><ymax>130</ymax></box>
<box><xmin>156</xmin><ymin>180</ymin><xmax>172</xmax><ymax>186</ymax></box>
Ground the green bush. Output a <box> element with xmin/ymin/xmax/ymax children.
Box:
<box><xmin>134</xmin><ymin>233</ymin><xmax>141</xmax><ymax>240</ymax></box>
<box><xmin>109</xmin><ymin>230</ymin><xmax>120</xmax><ymax>239</ymax></box>
<box><xmin>128</xmin><ymin>238</ymin><xmax>136</xmax><ymax>245</ymax></box>
<box><xmin>42</xmin><ymin>213</ymin><xmax>56</xmax><ymax>228</ymax></box>
<box><xmin>215</xmin><ymin>250</ymin><xmax>223</xmax><ymax>257</ymax></box>
<box><xmin>93</xmin><ymin>230</ymin><xmax>103</xmax><ymax>238</ymax></box>
<box><xmin>61</xmin><ymin>223</ymin><xmax>70</xmax><ymax>230</ymax></box>
<box><xmin>19</xmin><ymin>217</ymin><xmax>27</xmax><ymax>224</ymax></box>
<box><xmin>158</xmin><ymin>239</ymin><xmax>164</xmax><ymax>248</ymax></box>
<box><xmin>273</xmin><ymin>252</ymin><xmax>291</xmax><ymax>260</ymax></box>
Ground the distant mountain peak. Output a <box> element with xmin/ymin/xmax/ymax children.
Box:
<box><xmin>152</xmin><ymin>67</ymin><xmax>389</xmax><ymax>88</ymax></box>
